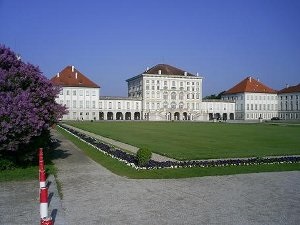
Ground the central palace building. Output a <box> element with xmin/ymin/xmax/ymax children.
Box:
<box><xmin>50</xmin><ymin>64</ymin><xmax>299</xmax><ymax>121</ymax></box>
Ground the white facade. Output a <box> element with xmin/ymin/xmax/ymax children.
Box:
<box><xmin>202</xmin><ymin>100</ymin><xmax>235</xmax><ymax>120</ymax></box>
<box><xmin>126</xmin><ymin>68</ymin><xmax>209</xmax><ymax>121</ymax></box>
<box><xmin>53</xmin><ymin>64</ymin><xmax>236</xmax><ymax>121</ymax></box>
<box><xmin>58</xmin><ymin>87</ymin><xmax>100</xmax><ymax>120</ymax></box>
<box><xmin>99</xmin><ymin>97</ymin><xmax>142</xmax><ymax>120</ymax></box>
<box><xmin>222</xmin><ymin>92</ymin><xmax>278</xmax><ymax>120</ymax></box>
<box><xmin>278</xmin><ymin>91</ymin><xmax>300</xmax><ymax>120</ymax></box>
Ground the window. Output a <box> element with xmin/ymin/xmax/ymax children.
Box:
<box><xmin>157</xmin><ymin>102</ymin><xmax>160</xmax><ymax>109</ymax></box>
<box><xmin>66</xmin><ymin>100</ymin><xmax>70</xmax><ymax>107</ymax></box>
<box><xmin>92</xmin><ymin>101</ymin><xmax>95</xmax><ymax>109</ymax></box>
<box><xmin>118</xmin><ymin>102</ymin><xmax>121</xmax><ymax>109</ymax></box>
<box><xmin>164</xmin><ymin>81</ymin><xmax>167</xmax><ymax>86</ymax></box>
<box><xmin>80</xmin><ymin>101</ymin><xmax>83</xmax><ymax>108</ymax></box>
<box><xmin>127</xmin><ymin>102</ymin><xmax>130</xmax><ymax>109</ymax></box>
<box><xmin>251</xmin><ymin>104</ymin><xmax>253</xmax><ymax>110</ymax></box>
<box><xmin>152</xmin><ymin>92</ymin><xmax>155</xmax><ymax>98</ymax></box>
<box><xmin>171</xmin><ymin>102</ymin><xmax>176</xmax><ymax>109</ymax></box>
<box><xmin>73</xmin><ymin>90</ymin><xmax>76</xmax><ymax>96</ymax></box>
<box><xmin>100</xmin><ymin>102</ymin><xmax>103</xmax><ymax>109</ymax></box>
<box><xmin>73</xmin><ymin>100</ymin><xmax>76</xmax><ymax>108</ymax></box>
<box><xmin>180</xmin><ymin>82</ymin><xmax>183</xmax><ymax>86</ymax></box>
<box><xmin>247</xmin><ymin>104</ymin><xmax>249</xmax><ymax>110</ymax></box>
<box><xmin>86</xmin><ymin>101</ymin><xmax>90</xmax><ymax>108</ymax></box>
<box><xmin>179</xmin><ymin>92</ymin><xmax>184</xmax><ymax>100</ymax></box>
<box><xmin>92</xmin><ymin>91</ymin><xmax>96</xmax><ymax>96</ymax></box>
<box><xmin>172</xmin><ymin>81</ymin><xmax>175</xmax><ymax>87</ymax></box>
<box><xmin>66</xmin><ymin>90</ymin><xmax>70</xmax><ymax>95</ymax></box>
<box><xmin>59</xmin><ymin>90</ymin><xmax>63</xmax><ymax>95</ymax></box>
<box><xmin>146</xmin><ymin>86</ymin><xmax>149</xmax><ymax>90</ymax></box>
<box><xmin>109</xmin><ymin>102</ymin><xmax>112</xmax><ymax>109</ymax></box>
<box><xmin>79</xmin><ymin>90</ymin><xmax>83</xmax><ymax>96</ymax></box>
<box><xmin>136</xmin><ymin>102</ymin><xmax>139</xmax><ymax>110</ymax></box>
<box><xmin>171</xmin><ymin>92</ymin><xmax>176</xmax><ymax>100</ymax></box>
<box><xmin>163</xmin><ymin>92</ymin><xmax>168</xmax><ymax>100</ymax></box>
<box><xmin>163</xmin><ymin>101</ymin><xmax>168</xmax><ymax>108</ymax></box>
<box><xmin>179</xmin><ymin>102</ymin><xmax>184</xmax><ymax>109</ymax></box>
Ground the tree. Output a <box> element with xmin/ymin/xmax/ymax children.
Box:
<box><xmin>0</xmin><ymin>45</ymin><xmax>66</xmax><ymax>161</ymax></box>
<box><xmin>203</xmin><ymin>91</ymin><xmax>226</xmax><ymax>100</ymax></box>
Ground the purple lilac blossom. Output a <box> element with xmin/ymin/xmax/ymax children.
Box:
<box><xmin>0</xmin><ymin>45</ymin><xmax>66</xmax><ymax>151</ymax></box>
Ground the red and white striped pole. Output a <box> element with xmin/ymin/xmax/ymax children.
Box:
<box><xmin>40</xmin><ymin>187</ymin><xmax>53</xmax><ymax>225</ymax></box>
<box><xmin>40</xmin><ymin>187</ymin><xmax>48</xmax><ymax>219</ymax></box>
<box><xmin>39</xmin><ymin>169</ymin><xmax>46</xmax><ymax>188</ymax></box>
<box><xmin>39</xmin><ymin>148</ymin><xmax>46</xmax><ymax>188</ymax></box>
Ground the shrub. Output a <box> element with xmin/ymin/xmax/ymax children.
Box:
<box><xmin>0</xmin><ymin>158</ymin><xmax>16</xmax><ymax>170</ymax></box>
<box><xmin>136</xmin><ymin>148</ymin><xmax>152</xmax><ymax>166</ymax></box>
<box><xmin>0</xmin><ymin>45</ymin><xmax>67</xmax><ymax>162</ymax></box>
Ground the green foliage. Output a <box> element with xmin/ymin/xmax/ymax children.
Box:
<box><xmin>136</xmin><ymin>148</ymin><xmax>152</xmax><ymax>166</ymax></box>
<box><xmin>0</xmin><ymin>158</ymin><xmax>16</xmax><ymax>170</ymax></box>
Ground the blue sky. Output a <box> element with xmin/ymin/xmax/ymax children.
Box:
<box><xmin>1</xmin><ymin>0</ymin><xmax>299</xmax><ymax>96</ymax></box>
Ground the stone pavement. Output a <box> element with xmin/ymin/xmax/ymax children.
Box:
<box><xmin>50</xmin><ymin>129</ymin><xmax>300</xmax><ymax>225</ymax></box>
<box><xmin>0</xmin><ymin>175</ymin><xmax>66</xmax><ymax>225</ymax></box>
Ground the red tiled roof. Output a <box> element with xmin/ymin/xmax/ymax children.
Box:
<box><xmin>50</xmin><ymin>66</ymin><xmax>100</xmax><ymax>88</ymax></box>
<box><xmin>278</xmin><ymin>83</ymin><xmax>300</xmax><ymax>94</ymax></box>
<box><xmin>223</xmin><ymin>77</ymin><xmax>277</xmax><ymax>94</ymax></box>
<box><xmin>143</xmin><ymin>64</ymin><xmax>196</xmax><ymax>76</ymax></box>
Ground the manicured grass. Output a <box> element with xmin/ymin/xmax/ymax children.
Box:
<box><xmin>57</xmin><ymin>126</ymin><xmax>300</xmax><ymax>179</ymax></box>
<box><xmin>0</xmin><ymin>164</ymin><xmax>56</xmax><ymax>182</ymax></box>
<box><xmin>65</xmin><ymin>121</ymin><xmax>300</xmax><ymax>160</ymax></box>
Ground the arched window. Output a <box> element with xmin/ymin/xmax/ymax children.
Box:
<box><xmin>171</xmin><ymin>102</ymin><xmax>176</xmax><ymax>109</ymax></box>
<box><xmin>179</xmin><ymin>92</ymin><xmax>184</xmax><ymax>100</ymax></box>
<box><xmin>179</xmin><ymin>102</ymin><xmax>184</xmax><ymax>109</ymax></box>
<box><xmin>171</xmin><ymin>92</ymin><xmax>176</xmax><ymax>100</ymax></box>
<box><xmin>163</xmin><ymin>92</ymin><xmax>168</xmax><ymax>100</ymax></box>
<box><xmin>163</xmin><ymin>101</ymin><xmax>168</xmax><ymax>108</ymax></box>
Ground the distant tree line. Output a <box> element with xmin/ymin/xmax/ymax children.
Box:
<box><xmin>203</xmin><ymin>91</ymin><xmax>226</xmax><ymax>100</ymax></box>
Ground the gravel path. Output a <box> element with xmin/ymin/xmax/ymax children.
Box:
<box><xmin>51</xmin><ymin>129</ymin><xmax>300</xmax><ymax>225</ymax></box>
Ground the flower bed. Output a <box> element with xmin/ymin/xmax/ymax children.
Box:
<box><xmin>58</xmin><ymin>124</ymin><xmax>300</xmax><ymax>170</ymax></box>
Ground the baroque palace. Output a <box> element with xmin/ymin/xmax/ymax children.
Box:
<box><xmin>50</xmin><ymin>64</ymin><xmax>300</xmax><ymax>121</ymax></box>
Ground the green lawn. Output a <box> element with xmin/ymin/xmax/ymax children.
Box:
<box><xmin>57</xmin><ymin>126</ymin><xmax>300</xmax><ymax>179</ymax></box>
<box><xmin>65</xmin><ymin>121</ymin><xmax>300</xmax><ymax>160</ymax></box>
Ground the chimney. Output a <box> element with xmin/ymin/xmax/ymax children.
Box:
<box><xmin>257</xmin><ymin>77</ymin><xmax>260</xmax><ymax>82</ymax></box>
<box><xmin>286</xmin><ymin>84</ymin><xmax>289</xmax><ymax>88</ymax></box>
<box><xmin>146</xmin><ymin>67</ymin><xmax>149</xmax><ymax>71</ymax></box>
<box><xmin>184</xmin><ymin>71</ymin><xmax>187</xmax><ymax>76</ymax></box>
<box><xmin>75</xmin><ymin>72</ymin><xmax>78</xmax><ymax>79</ymax></box>
<box><xmin>158</xmin><ymin>70</ymin><xmax>161</xmax><ymax>75</ymax></box>
<box><xmin>249</xmin><ymin>76</ymin><xmax>252</xmax><ymax>82</ymax></box>
<box><xmin>57</xmin><ymin>72</ymin><xmax>60</xmax><ymax>78</ymax></box>
<box><xmin>71</xmin><ymin>65</ymin><xmax>74</xmax><ymax>72</ymax></box>
<box><xmin>196</xmin><ymin>72</ymin><xmax>199</xmax><ymax>76</ymax></box>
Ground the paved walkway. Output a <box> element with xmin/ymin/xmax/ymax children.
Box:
<box><xmin>50</xmin><ymin>129</ymin><xmax>300</xmax><ymax>225</ymax></box>
<box><xmin>62</xmin><ymin>123</ymin><xmax>177</xmax><ymax>162</ymax></box>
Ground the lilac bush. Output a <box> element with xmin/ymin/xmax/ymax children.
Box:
<box><xmin>0</xmin><ymin>45</ymin><xmax>66</xmax><ymax>155</ymax></box>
